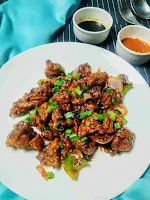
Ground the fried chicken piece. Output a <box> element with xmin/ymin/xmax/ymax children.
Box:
<box><xmin>36</xmin><ymin>138</ymin><xmax>61</xmax><ymax>168</ymax></box>
<box><xmin>111</xmin><ymin>128</ymin><xmax>135</xmax><ymax>152</ymax></box>
<box><xmin>81</xmin><ymin>102</ymin><xmax>99</xmax><ymax>112</ymax></box>
<box><xmin>102</xmin><ymin>116</ymin><xmax>114</xmax><ymax>134</ymax></box>
<box><xmin>71</xmin><ymin>93</ymin><xmax>85</xmax><ymax>105</ymax></box>
<box><xmin>31</xmin><ymin>116</ymin><xmax>44</xmax><ymax>131</ymax></box>
<box><xmin>9</xmin><ymin>83</ymin><xmax>51</xmax><ymax>117</ymax></box>
<box><xmin>60</xmin><ymin>133</ymin><xmax>72</xmax><ymax>152</ymax></box>
<box><xmin>78</xmin><ymin>63</ymin><xmax>92</xmax><ymax>78</ymax></box>
<box><xmin>61</xmin><ymin>103</ymin><xmax>71</xmax><ymax>112</ymax></box>
<box><xmin>90</xmin><ymin>86</ymin><xmax>102</xmax><ymax>103</ymax></box>
<box><xmin>38</xmin><ymin>102</ymin><xmax>51</xmax><ymax>122</ymax></box>
<box><xmin>45</xmin><ymin>60</ymin><xmax>65</xmax><ymax>77</ymax></box>
<box><xmin>91</xmin><ymin>134</ymin><xmax>114</xmax><ymax>144</ymax></box>
<box><xmin>29</xmin><ymin>134</ymin><xmax>44</xmax><ymax>151</ymax></box>
<box><xmin>41</xmin><ymin>130</ymin><xmax>53</xmax><ymax>140</ymax></box>
<box><xmin>78</xmin><ymin>116</ymin><xmax>100</xmax><ymax>138</ymax></box>
<box><xmin>52</xmin><ymin>91</ymin><xmax>70</xmax><ymax>104</ymax></box>
<box><xmin>74</xmin><ymin>139</ymin><xmax>97</xmax><ymax>155</ymax></box>
<box><xmin>87</xmin><ymin>72</ymin><xmax>108</xmax><ymax>87</ymax></box>
<box><xmin>51</xmin><ymin>107</ymin><xmax>63</xmax><ymax>122</ymax></box>
<box><xmin>6</xmin><ymin>121</ymin><xmax>43</xmax><ymax>150</ymax></box>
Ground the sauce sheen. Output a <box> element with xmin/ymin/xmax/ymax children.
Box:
<box><xmin>78</xmin><ymin>21</ymin><xmax>106</xmax><ymax>32</ymax></box>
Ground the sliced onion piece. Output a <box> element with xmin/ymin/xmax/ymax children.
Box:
<box><xmin>108</xmin><ymin>77</ymin><xmax>123</xmax><ymax>93</ymax></box>
<box><xmin>113</xmin><ymin>103</ymin><xmax>127</xmax><ymax>117</ymax></box>
<box><xmin>83</xmin><ymin>93</ymin><xmax>92</xmax><ymax>101</ymax></box>
<box><xmin>72</xmin><ymin>67</ymin><xmax>79</xmax><ymax>77</ymax></box>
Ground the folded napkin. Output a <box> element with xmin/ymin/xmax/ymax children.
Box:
<box><xmin>0</xmin><ymin>0</ymin><xmax>81</xmax><ymax>66</ymax></box>
<box><xmin>0</xmin><ymin>0</ymin><xmax>150</xmax><ymax>200</ymax></box>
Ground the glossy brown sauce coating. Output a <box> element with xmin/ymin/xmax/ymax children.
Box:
<box><xmin>7</xmin><ymin>60</ymin><xmax>135</xmax><ymax>180</ymax></box>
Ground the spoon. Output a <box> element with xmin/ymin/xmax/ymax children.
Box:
<box><xmin>117</xmin><ymin>0</ymin><xmax>143</xmax><ymax>25</ymax></box>
<box><xmin>131</xmin><ymin>0</ymin><xmax>150</xmax><ymax>19</ymax></box>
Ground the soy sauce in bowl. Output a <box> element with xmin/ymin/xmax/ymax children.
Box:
<box><xmin>78</xmin><ymin>20</ymin><xmax>106</xmax><ymax>32</ymax></box>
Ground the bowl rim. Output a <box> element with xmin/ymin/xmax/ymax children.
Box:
<box><xmin>73</xmin><ymin>7</ymin><xmax>113</xmax><ymax>35</ymax></box>
<box><xmin>117</xmin><ymin>25</ymin><xmax>150</xmax><ymax>56</ymax></box>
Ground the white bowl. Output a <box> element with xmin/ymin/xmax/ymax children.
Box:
<box><xmin>73</xmin><ymin>7</ymin><xmax>113</xmax><ymax>44</ymax></box>
<box><xmin>116</xmin><ymin>25</ymin><xmax>150</xmax><ymax>65</ymax></box>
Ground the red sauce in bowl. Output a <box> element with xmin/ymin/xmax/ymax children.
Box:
<box><xmin>121</xmin><ymin>38</ymin><xmax>150</xmax><ymax>53</ymax></box>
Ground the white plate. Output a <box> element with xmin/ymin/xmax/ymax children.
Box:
<box><xmin>0</xmin><ymin>43</ymin><xmax>150</xmax><ymax>200</ymax></box>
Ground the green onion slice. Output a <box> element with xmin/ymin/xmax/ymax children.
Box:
<box><xmin>47</xmin><ymin>172</ymin><xmax>54</xmax><ymax>179</ymax></box>
<box><xmin>80</xmin><ymin>110</ymin><xmax>92</xmax><ymax>119</ymax></box>
<box><xmin>106</xmin><ymin>87</ymin><xmax>113</xmax><ymax>93</ymax></box>
<box><xmin>83</xmin><ymin>84</ymin><xmax>89</xmax><ymax>91</ymax></box>
<box><xmin>65</xmin><ymin>129</ymin><xmax>72</xmax><ymax>136</ymax></box>
<box><xmin>76</xmin><ymin>73</ymin><xmax>81</xmax><ymax>80</ymax></box>
<box><xmin>66</xmin><ymin>89</ymin><xmax>72</xmax><ymax>95</ymax></box>
<box><xmin>65</xmin><ymin>112</ymin><xmax>74</xmax><ymax>119</ymax></box>
<box><xmin>75</xmin><ymin>87</ymin><xmax>82</xmax><ymax>96</ymax></box>
<box><xmin>86</xmin><ymin>121</ymin><xmax>90</xmax><ymax>126</ymax></box>
<box><xmin>114</xmin><ymin>122</ymin><xmax>121</xmax><ymax>129</ymax></box>
<box><xmin>69</xmin><ymin>134</ymin><xmax>79</xmax><ymax>141</ymax></box>
<box><xmin>81</xmin><ymin>137</ymin><xmax>88</xmax><ymax>142</ymax></box>
<box><xmin>109</xmin><ymin>112</ymin><xmax>116</xmax><ymax>121</ymax></box>
<box><xmin>66</xmin><ymin>72</ymin><xmax>73</xmax><ymax>81</ymax></box>
<box><xmin>59</xmin><ymin>141</ymin><xmax>64</xmax><ymax>149</ymax></box>
<box><xmin>121</xmin><ymin>117</ymin><xmax>128</xmax><ymax>122</ymax></box>
<box><xmin>94</xmin><ymin>112</ymin><xmax>107</xmax><ymax>121</ymax></box>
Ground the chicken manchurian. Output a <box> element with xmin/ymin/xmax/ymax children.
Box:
<box><xmin>6</xmin><ymin>60</ymin><xmax>135</xmax><ymax>180</ymax></box>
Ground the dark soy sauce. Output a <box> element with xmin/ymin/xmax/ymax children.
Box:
<box><xmin>78</xmin><ymin>21</ymin><xmax>106</xmax><ymax>32</ymax></box>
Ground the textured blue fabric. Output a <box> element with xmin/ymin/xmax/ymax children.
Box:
<box><xmin>0</xmin><ymin>0</ymin><xmax>81</xmax><ymax>66</ymax></box>
<box><xmin>0</xmin><ymin>0</ymin><xmax>150</xmax><ymax>200</ymax></box>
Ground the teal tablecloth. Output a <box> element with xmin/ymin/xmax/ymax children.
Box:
<box><xmin>0</xmin><ymin>0</ymin><xmax>150</xmax><ymax>200</ymax></box>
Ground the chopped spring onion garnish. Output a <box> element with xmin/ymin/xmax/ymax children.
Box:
<box><xmin>116</xmin><ymin>110</ymin><xmax>122</xmax><ymax>114</ymax></box>
<box><xmin>76</xmin><ymin>73</ymin><xmax>81</xmax><ymax>80</ymax></box>
<box><xmin>66</xmin><ymin>72</ymin><xmax>73</xmax><ymax>81</ymax></box>
<box><xmin>44</xmin><ymin>125</ymin><xmax>50</xmax><ymax>131</ymax></box>
<box><xmin>80</xmin><ymin>110</ymin><xmax>92</xmax><ymax>119</ymax></box>
<box><xmin>102</xmin><ymin>112</ymin><xmax>107</xmax><ymax>120</ymax></box>
<box><xmin>94</xmin><ymin>112</ymin><xmax>107</xmax><ymax>121</ymax></box>
<box><xmin>109</xmin><ymin>112</ymin><xmax>116</xmax><ymax>121</ymax></box>
<box><xmin>106</xmin><ymin>87</ymin><xmax>113</xmax><ymax>93</ymax></box>
<box><xmin>121</xmin><ymin>117</ymin><xmax>128</xmax><ymax>122</ymax></box>
<box><xmin>64</xmin><ymin>156</ymin><xmax>74</xmax><ymax>170</ymax></box>
<box><xmin>114</xmin><ymin>122</ymin><xmax>121</xmax><ymax>129</ymax></box>
<box><xmin>94</xmin><ymin>114</ymin><xmax>103</xmax><ymax>121</ymax></box>
<box><xmin>81</xmin><ymin>137</ymin><xmax>88</xmax><ymax>142</ymax></box>
<box><xmin>86</xmin><ymin>121</ymin><xmax>90</xmax><ymax>126</ymax></box>
<box><xmin>59</xmin><ymin>141</ymin><xmax>64</xmax><ymax>149</ymax></box>
<box><xmin>47</xmin><ymin>172</ymin><xmax>54</xmax><ymax>179</ymax></box>
<box><xmin>65</xmin><ymin>111</ymin><xmax>74</xmax><ymax>119</ymax></box>
<box><xmin>48</xmin><ymin>98</ymin><xmax>54</xmax><ymax>104</ymax></box>
<box><xmin>123</xmin><ymin>82</ymin><xmax>133</xmax><ymax>95</ymax></box>
<box><xmin>66</xmin><ymin>89</ymin><xmax>72</xmax><ymax>95</ymax></box>
<box><xmin>53</xmin><ymin>121</ymin><xmax>64</xmax><ymax>131</ymax></box>
<box><xmin>52</xmin><ymin>86</ymin><xmax>60</xmax><ymax>93</ymax></box>
<box><xmin>75</xmin><ymin>87</ymin><xmax>82</xmax><ymax>96</ymax></box>
<box><xmin>69</xmin><ymin>134</ymin><xmax>79</xmax><ymax>141</ymax></box>
<box><xmin>29</xmin><ymin>106</ymin><xmax>39</xmax><ymax>116</ymax></box>
<box><xmin>23</xmin><ymin>115</ymin><xmax>31</xmax><ymax>124</ymax></box>
<box><xmin>46</xmin><ymin>102</ymin><xmax>58</xmax><ymax>113</ymax></box>
<box><xmin>112</xmin><ymin>98</ymin><xmax>116</xmax><ymax>104</ymax></box>
<box><xmin>65</xmin><ymin>129</ymin><xmax>72</xmax><ymax>136</ymax></box>
<box><xmin>55</xmin><ymin>77</ymin><xmax>64</xmax><ymax>87</ymax></box>
<box><xmin>83</xmin><ymin>84</ymin><xmax>89</xmax><ymax>91</ymax></box>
